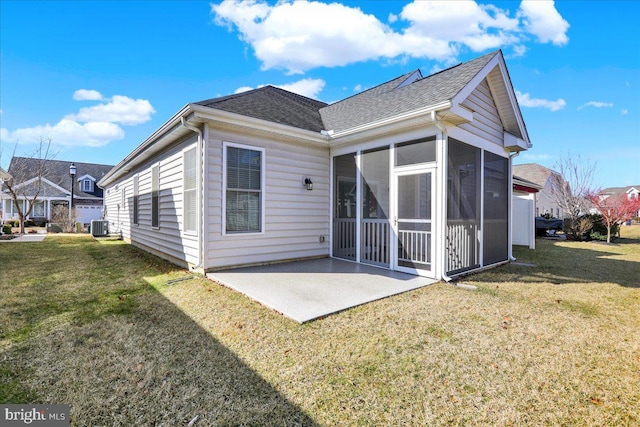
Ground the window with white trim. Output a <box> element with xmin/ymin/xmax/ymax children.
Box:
<box><xmin>224</xmin><ymin>143</ymin><xmax>264</xmax><ymax>234</ymax></box>
<box><xmin>183</xmin><ymin>148</ymin><xmax>197</xmax><ymax>233</ymax></box>
<box><xmin>82</xmin><ymin>179</ymin><xmax>93</xmax><ymax>192</ymax></box>
<box><xmin>133</xmin><ymin>175</ymin><xmax>139</xmax><ymax>225</ymax></box>
<box><xmin>151</xmin><ymin>165</ymin><xmax>159</xmax><ymax>228</ymax></box>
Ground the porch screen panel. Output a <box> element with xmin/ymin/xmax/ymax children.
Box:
<box><xmin>333</xmin><ymin>153</ymin><xmax>357</xmax><ymax>260</ymax></box>
<box><xmin>446</xmin><ymin>139</ymin><xmax>480</xmax><ymax>275</ymax></box>
<box><xmin>395</xmin><ymin>137</ymin><xmax>436</xmax><ymax>166</ymax></box>
<box><xmin>483</xmin><ymin>152</ymin><xmax>509</xmax><ymax>265</ymax></box>
<box><xmin>361</xmin><ymin>147</ymin><xmax>390</xmax><ymax>267</ymax></box>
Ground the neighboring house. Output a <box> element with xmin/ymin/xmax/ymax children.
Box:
<box><xmin>98</xmin><ymin>50</ymin><xmax>531</xmax><ymax>280</ymax></box>
<box><xmin>598</xmin><ymin>185</ymin><xmax>640</xmax><ymax>218</ymax></box>
<box><xmin>1</xmin><ymin>157</ymin><xmax>113</xmax><ymax>225</ymax></box>
<box><xmin>512</xmin><ymin>163</ymin><xmax>567</xmax><ymax>218</ymax></box>
<box><xmin>0</xmin><ymin>168</ymin><xmax>12</xmax><ymax>222</ymax></box>
<box><xmin>512</xmin><ymin>175</ymin><xmax>541</xmax><ymax>249</ymax></box>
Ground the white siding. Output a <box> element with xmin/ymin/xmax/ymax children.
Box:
<box><xmin>205</xmin><ymin>127</ymin><xmax>330</xmax><ymax>269</ymax></box>
<box><xmin>103</xmin><ymin>136</ymin><xmax>199</xmax><ymax>267</ymax></box>
<box><xmin>459</xmin><ymin>79</ymin><xmax>504</xmax><ymax>146</ymax></box>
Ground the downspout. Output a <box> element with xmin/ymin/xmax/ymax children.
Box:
<box><xmin>432</xmin><ymin>111</ymin><xmax>454</xmax><ymax>283</ymax></box>
<box><xmin>508</xmin><ymin>151</ymin><xmax>520</xmax><ymax>262</ymax></box>
<box><xmin>181</xmin><ymin>116</ymin><xmax>204</xmax><ymax>271</ymax></box>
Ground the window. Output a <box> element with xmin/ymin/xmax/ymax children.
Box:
<box><xmin>33</xmin><ymin>200</ymin><xmax>45</xmax><ymax>217</ymax></box>
<box><xmin>224</xmin><ymin>143</ymin><xmax>264</xmax><ymax>234</ymax></box>
<box><xmin>82</xmin><ymin>179</ymin><xmax>93</xmax><ymax>192</ymax></box>
<box><xmin>151</xmin><ymin>165</ymin><xmax>159</xmax><ymax>228</ymax></box>
<box><xmin>183</xmin><ymin>148</ymin><xmax>197</xmax><ymax>233</ymax></box>
<box><xmin>133</xmin><ymin>175</ymin><xmax>139</xmax><ymax>225</ymax></box>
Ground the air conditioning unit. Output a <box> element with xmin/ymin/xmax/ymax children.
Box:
<box><xmin>91</xmin><ymin>220</ymin><xmax>109</xmax><ymax>237</ymax></box>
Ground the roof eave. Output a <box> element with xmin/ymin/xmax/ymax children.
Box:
<box><xmin>189</xmin><ymin>104</ymin><xmax>329</xmax><ymax>147</ymax></box>
<box><xmin>98</xmin><ymin>104</ymin><xmax>193</xmax><ymax>187</ymax></box>
<box><xmin>328</xmin><ymin>101</ymin><xmax>452</xmax><ymax>144</ymax></box>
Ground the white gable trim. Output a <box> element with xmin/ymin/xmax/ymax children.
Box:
<box><xmin>77</xmin><ymin>174</ymin><xmax>96</xmax><ymax>182</ymax></box>
<box><xmin>9</xmin><ymin>176</ymin><xmax>70</xmax><ymax>195</ymax></box>
<box><xmin>451</xmin><ymin>53</ymin><xmax>530</xmax><ymax>147</ymax></box>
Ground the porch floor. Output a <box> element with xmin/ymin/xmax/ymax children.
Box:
<box><xmin>207</xmin><ymin>257</ymin><xmax>437</xmax><ymax>323</ymax></box>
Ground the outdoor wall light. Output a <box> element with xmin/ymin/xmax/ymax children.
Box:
<box><xmin>304</xmin><ymin>177</ymin><xmax>313</xmax><ymax>191</ymax></box>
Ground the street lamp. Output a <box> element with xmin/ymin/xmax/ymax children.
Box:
<box><xmin>69</xmin><ymin>163</ymin><xmax>76</xmax><ymax>211</ymax></box>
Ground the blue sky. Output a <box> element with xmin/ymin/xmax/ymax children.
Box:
<box><xmin>1</xmin><ymin>0</ymin><xmax>638</xmax><ymax>188</ymax></box>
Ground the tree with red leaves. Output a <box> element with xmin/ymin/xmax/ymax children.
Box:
<box><xmin>587</xmin><ymin>192</ymin><xmax>640</xmax><ymax>243</ymax></box>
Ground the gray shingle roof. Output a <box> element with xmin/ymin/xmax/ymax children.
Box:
<box><xmin>192</xmin><ymin>51</ymin><xmax>501</xmax><ymax>136</ymax></box>
<box><xmin>513</xmin><ymin>163</ymin><xmax>560</xmax><ymax>187</ymax></box>
<box><xmin>319</xmin><ymin>50</ymin><xmax>500</xmax><ymax>133</ymax></box>
<box><xmin>7</xmin><ymin>157</ymin><xmax>114</xmax><ymax>199</ymax></box>
<box><xmin>195</xmin><ymin>85</ymin><xmax>328</xmax><ymax>132</ymax></box>
<box><xmin>601</xmin><ymin>185</ymin><xmax>640</xmax><ymax>195</ymax></box>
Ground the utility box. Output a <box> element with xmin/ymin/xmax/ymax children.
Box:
<box><xmin>91</xmin><ymin>220</ymin><xmax>109</xmax><ymax>237</ymax></box>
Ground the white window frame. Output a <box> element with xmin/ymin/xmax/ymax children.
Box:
<box><xmin>151</xmin><ymin>164</ymin><xmax>160</xmax><ymax>229</ymax></box>
<box><xmin>222</xmin><ymin>141</ymin><xmax>265</xmax><ymax>236</ymax></box>
<box><xmin>132</xmin><ymin>175</ymin><xmax>139</xmax><ymax>226</ymax></box>
<box><xmin>183</xmin><ymin>147</ymin><xmax>198</xmax><ymax>235</ymax></box>
<box><xmin>82</xmin><ymin>179</ymin><xmax>94</xmax><ymax>192</ymax></box>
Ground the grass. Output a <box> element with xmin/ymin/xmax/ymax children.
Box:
<box><xmin>1</xmin><ymin>228</ymin><xmax>639</xmax><ymax>426</ymax></box>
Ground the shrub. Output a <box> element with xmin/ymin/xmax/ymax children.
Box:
<box><xmin>24</xmin><ymin>220</ymin><xmax>36</xmax><ymax>227</ymax></box>
<box><xmin>582</xmin><ymin>213</ymin><xmax>620</xmax><ymax>241</ymax></box>
<box><xmin>2</xmin><ymin>224</ymin><xmax>12</xmax><ymax>235</ymax></box>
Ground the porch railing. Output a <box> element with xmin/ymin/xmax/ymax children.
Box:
<box><xmin>446</xmin><ymin>220</ymin><xmax>479</xmax><ymax>274</ymax></box>
<box><xmin>398</xmin><ymin>228</ymin><xmax>431</xmax><ymax>266</ymax></box>
<box><xmin>333</xmin><ymin>218</ymin><xmax>356</xmax><ymax>260</ymax></box>
<box><xmin>361</xmin><ymin>219</ymin><xmax>390</xmax><ymax>266</ymax></box>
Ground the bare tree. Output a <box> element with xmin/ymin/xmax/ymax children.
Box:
<box><xmin>550</xmin><ymin>152</ymin><xmax>598</xmax><ymax>238</ymax></box>
<box><xmin>2</xmin><ymin>138</ymin><xmax>55</xmax><ymax>234</ymax></box>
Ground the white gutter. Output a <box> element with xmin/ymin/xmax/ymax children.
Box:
<box><xmin>432</xmin><ymin>111</ymin><xmax>455</xmax><ymax>283</ymax></box>
<box><xmin>189</xmin><ymin>104</ymin><xmax>329</xmax><ymax>147</ymax></box>
<box><xmin>508</xmin><ymin>151</ymin><xmax>520</xmax><ymax>262</ymax></box>
<box><xmin>181</xmin><ymin>116</ymin><xmax>205</xmax><ymax>272</ymax></box>
<box><xmin>329</xmin><ymin>101</ymin><xmax>452</xmax><ymax>140</ymax></box>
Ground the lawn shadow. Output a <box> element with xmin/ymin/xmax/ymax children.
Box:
<box><xmin>473</xmin><ymin>239</ymin><xmax>639</xmax><ymax>288</ymax></box>
<box><xmin>0</xmin><ymin>237</ymin><xmax>320</xmax><ymax>426</ymax></box>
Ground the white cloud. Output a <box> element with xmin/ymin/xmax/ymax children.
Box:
<box><xmin>67</xmin><ymin>95</ymin><xmax>155</xmax><ymax>125</ymax></box>
<box><xmin>518</xmin><ymin>0</ymin><xmax>569</xmax><ymax>46</ymax></box>
<box><xmin>577</xmin><ymin>101</ymin><xmax>613</xmax><ymax>110</ymax></box>
<box><xmin>2</xmin><ymin>119</ymin><xmax>124</xmax><ymax>147</ymax></box>
<box><xmin>73</xmin><ymin>89</ymin><xmax>104</xmax><ymax>101</ymax></box>
<box><xmin>516</xmin><ymin>90</ymin><xmax>566</xmax><ymax>111</ymax></box>
<box><xmin>234</xmin><ymin>78</ymin><xmax>326</xmax><ymax>99</ymax></box>
<box><xmin>354</xmin><ymin>84</ymin><xmax>363</xmax><ymax>92</ymax></box>
<box><xmin>211</xmin><ymin>0</ymin><xmax>570</xmax><ymax>73</ymax></box>
<box><xmin>621</xmin><ymin>109</ymin><xmax>628</xmax><ymax>115</ymax></box>
<box><xmin>0</xmin><ymin>91</ymin><xmax>154</xmax><ymax>147</ymax></box>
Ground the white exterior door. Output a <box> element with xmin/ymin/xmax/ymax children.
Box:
<box><xmin>394</xmin><ymin>168</ymin><xmax>435</xmax><ymax>277</ymax></box>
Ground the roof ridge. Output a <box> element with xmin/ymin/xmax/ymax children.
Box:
<box><xmin>320</xmin><ymin>70</ymin><xmax>418</xmax><ymax>110</ymax></box>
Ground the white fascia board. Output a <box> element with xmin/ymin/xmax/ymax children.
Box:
<box><xmin>449</xmin><ymin>104</ymin><xmax>474</xmax><ymax>122</ymax></box>
<box><xmin>328</xmin><ymin>101</ymin><xmax>451</xmax><ymax>143</ymax></box>
<box><xmin>11</xmin><ymin>177</ymin><xmax>70</xmax><ymax>195</ymax></box>
<box><xmin>98</xmin><ymin>104</ymin><xmax>192</xmax><ymax>188</ymax></box>
<box><xmin>189</xmin><ymin>104</ymin><xmax>329</xmax><ymax>147</ymax></box>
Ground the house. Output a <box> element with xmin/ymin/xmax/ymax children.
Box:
<box><xmin>98</xmin><ymin>50</ymin><xmax>531</xmax><ymax>280</ymax></box>
<box><xmin>0</xmin><ymin>167</ymin><xmax>12</xmax><ymax>222</ymax></box>
<box><xmin>512</xmin><ymin>175</ymin><xmax>541</xmax><ymax>249</ymax></box>
<box><xmin>598</xmin><ymin>185</ymin><xmax>640</xmax><ymax>218</ymax></box>
<box><xmin>1</xmin><ymin>157</ymin><xmax>113</xmax><ymax>225</ymax></box>
<box><xmin>512</xmin><ymin>163</ymin><xmax>567</xmax><ymax>218</ymax></box>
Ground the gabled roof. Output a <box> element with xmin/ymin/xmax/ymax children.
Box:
<box><xmin>319</xmin><ymin>51</ymin><xmax>499</xmax><ymax>134</ymax></box>
<box><xmin>513</xmin><ymin>163</ymin><xmax>562</xmax><ymax>187</ymax></box>
<box><xmin>600</xmin><ymin>185</ymin><xmax>640</xmax><ymax>196</ymax></box>
<box><xmin>195</xmin><ymin>85</ymin><xmax>328</xmax><ymax>133</ymax></box>
<box><xmin>7</xmin><ymin>157</ymin><xmax>113</xmax><ymax>199</ymax></box>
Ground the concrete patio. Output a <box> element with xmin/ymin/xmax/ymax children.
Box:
<box><xmin>207</xmin><ymin>257</ymin><xmax>437</xmax><ymax>323</ymax></box>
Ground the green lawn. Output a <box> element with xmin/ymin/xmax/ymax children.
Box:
<box><xmin>1</xmin><ymin>228</ymin><xmax>639</xmax><ymax>426</ymax></box>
